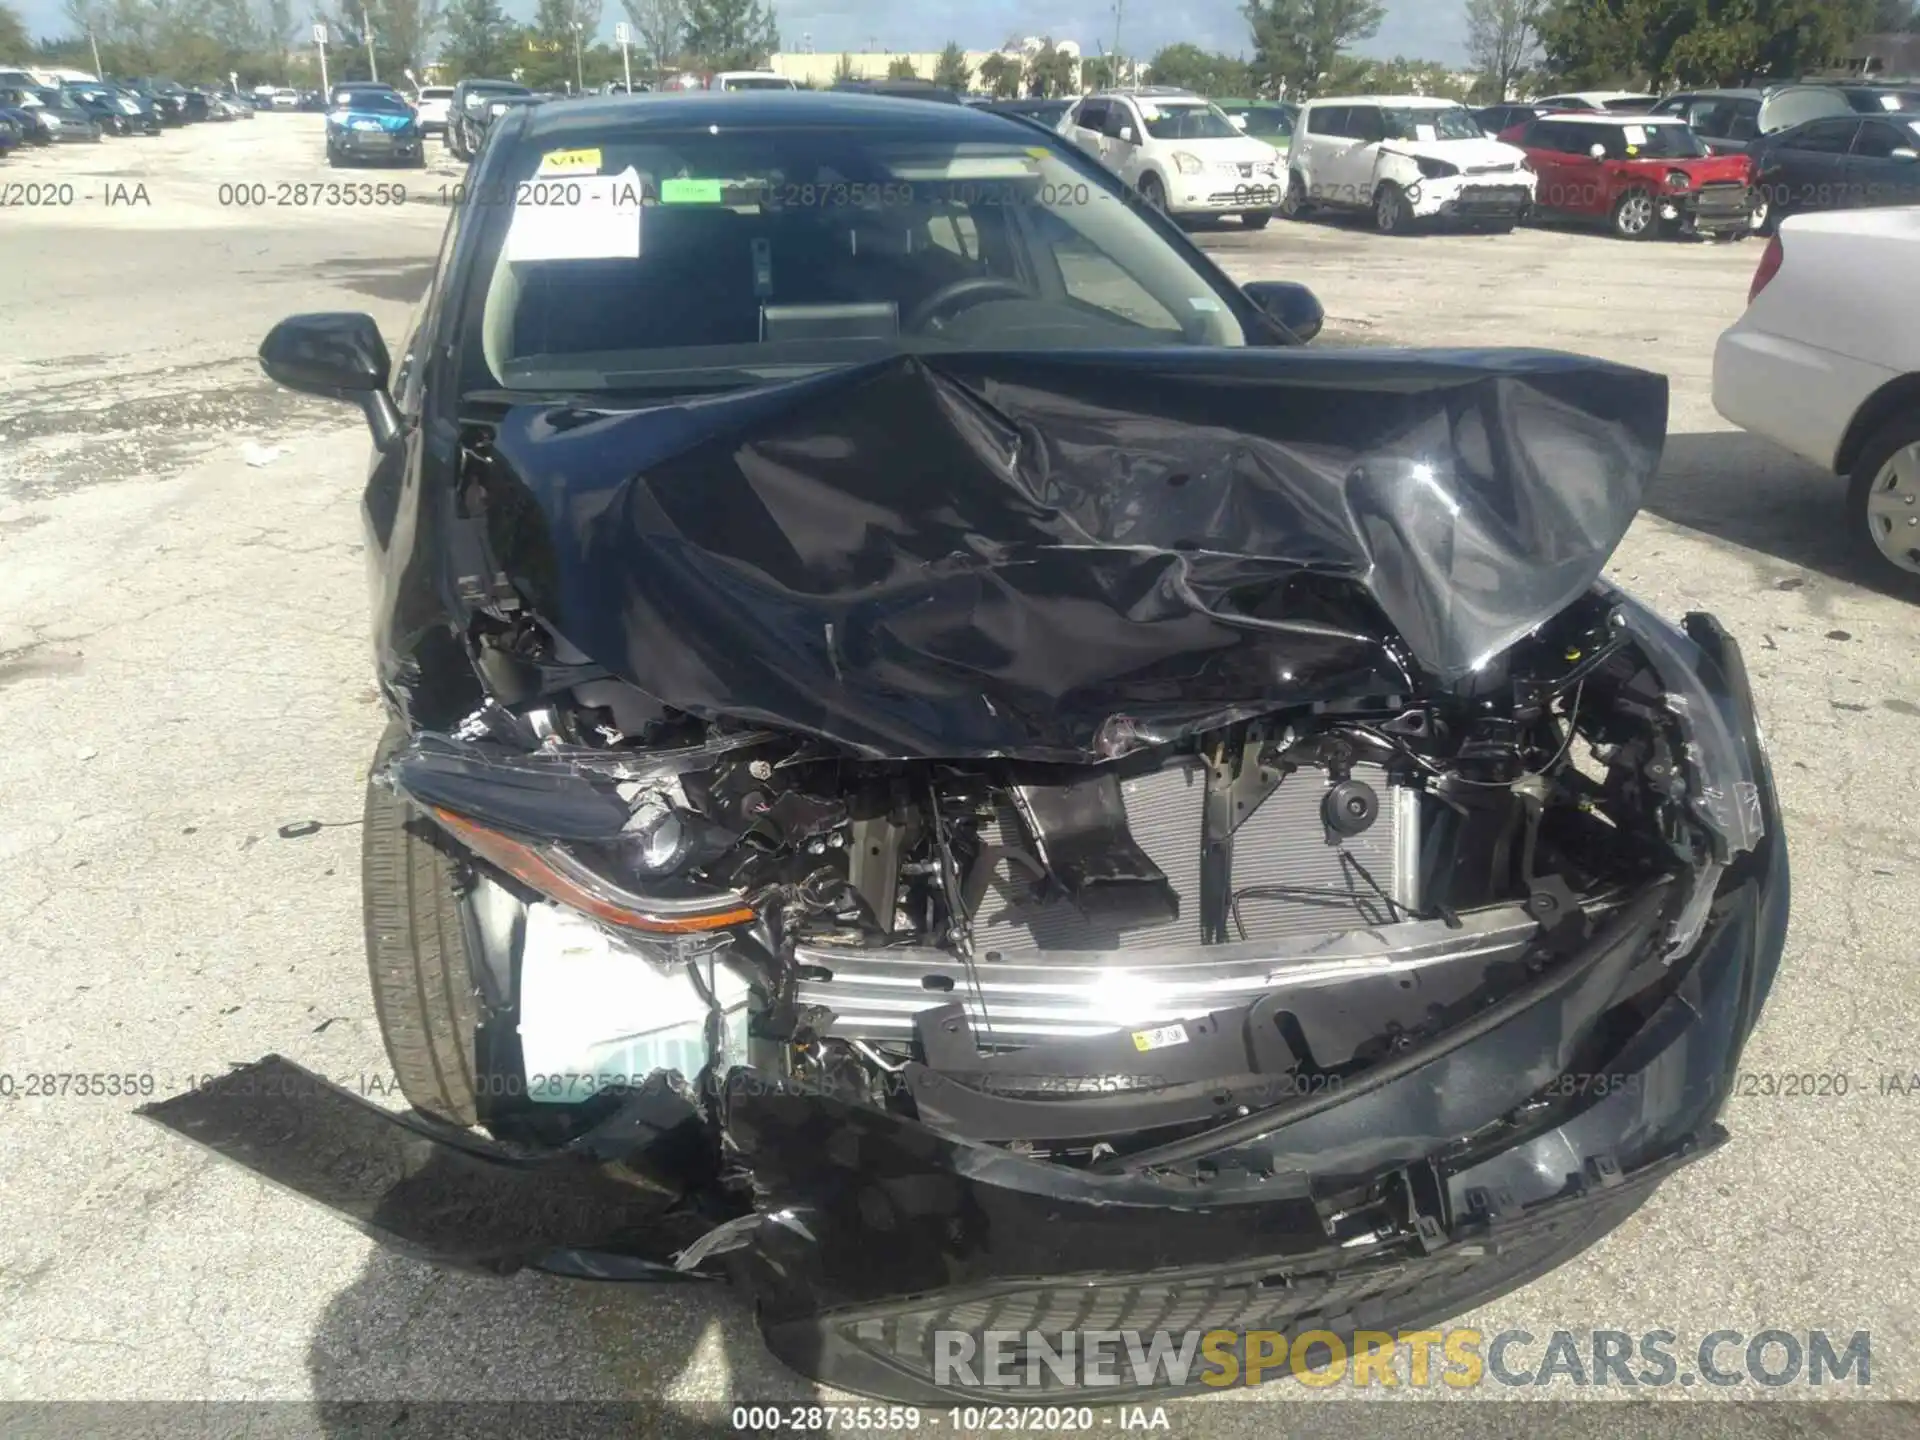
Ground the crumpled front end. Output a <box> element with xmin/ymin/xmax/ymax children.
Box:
<box><xmin>143</xmin><ymin>345</ymin><xmax>1788</xmax><ymax>1400</ymax></box>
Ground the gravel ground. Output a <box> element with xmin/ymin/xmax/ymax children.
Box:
<box><xmin>0</xmin><ymin>114</ymin><xmax>1915</xmax><ymax>1438</ymax></box>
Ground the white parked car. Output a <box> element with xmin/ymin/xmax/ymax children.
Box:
<box><xmin>1284</xmin><ymin>95</ymin><xmax>1537</xmax><ymax>233</ymax></box>
<box><xmin>1712</xmin><ymin>207</ymin><xmax>1920</xmax><ymax>589</ymax></box>
<box><xmin>1056</xmin><ymin>87</ymin><xmax>1284</xmax><ymax>227</ymax></box>
<box><xmin>414</xmin><ymin>84</ymin><xmax>454</xmax><ymax>134</ymax></box>
<box><xmin>709</xmin><ymin>71</ymin><xmax>797</xmax><ymax>91</ymax></box>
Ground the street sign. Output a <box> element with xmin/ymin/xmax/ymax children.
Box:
<box><xmin>312</xmin><ymin>22</ymin><xmax>328</xmax><ymax>44</ymax></box>
<box><xmin>613</xmin><ymin>21</ymin><xmax>630</xmax><ymax>44</ymax></box>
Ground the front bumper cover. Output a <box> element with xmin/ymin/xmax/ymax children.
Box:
<box><xmin>1408</xmin><ymin>171</ymin><xmax>1536</xmax><ymax>219</ymax></box>
<box><xmin>139</xmin><ymin>615</ymin><xmax>1786</xmax><ymax>1400</ymax></box>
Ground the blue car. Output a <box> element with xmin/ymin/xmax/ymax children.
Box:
<box><xmin>0</xmin><ymin>108</ymin><xmax>20</xmax><ymax>155</ymax></box>
<box><xmin>65</xmin><ymin>82</ymin><xmax>163</xmax><ymax>136</ymax></box>
<box><xmin>326</xmin><ymin>87</ymin><xmax>424</xmax><ymax>167</ymax></box>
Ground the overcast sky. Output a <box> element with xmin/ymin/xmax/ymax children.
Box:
<box><xmin>14</xmin><ymin>0</ymin><xmax>1471</xmax><ymax>66</ymax></box>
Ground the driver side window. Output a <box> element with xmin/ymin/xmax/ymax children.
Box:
<box><xmin>1025</xmin><ymin>204</ymin><xmax>1185</xmax><ymax>335</ymax></box>
<box><xmin>1102</xmin><ymin>102</ymin><xmax>1136</xmax><ymax>141</ymax></box>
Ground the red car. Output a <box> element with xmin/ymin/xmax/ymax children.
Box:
<box><xmin>1500</xmin><ymin>112</ymin><xmax>1754</xmax><ymax>239</ymax></box>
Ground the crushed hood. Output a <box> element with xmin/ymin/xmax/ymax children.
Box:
<box><xmin>479</xmin><ymin>347</ymin><xmax>1667</xmax><ymax>762</ymax></box>
<box><xmin>1382</xmin><ymin>136</ymin><xmax>1529</xmax><ymax>168</ymax></box>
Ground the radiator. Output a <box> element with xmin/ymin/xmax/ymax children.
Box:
<box><xmin>967</xmin><ymin>759</ymin><xmax>1418</xmax><ymax>956</ymax></box>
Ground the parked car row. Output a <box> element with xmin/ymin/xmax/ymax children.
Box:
<box><xmin>0</xmin><ymin>70</ymin><xmax>278</xmax><ymax>152</ymax></box>
<box><xmin>1474</xmin><ymin>80</ymin><xmax>1920</xmax><ymax>231</ymax></box>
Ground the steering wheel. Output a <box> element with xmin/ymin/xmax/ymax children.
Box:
<box><xmin>904</xmin><ymin>276</ymin><xmax>1034</xmax><ymax>333</ymax></box>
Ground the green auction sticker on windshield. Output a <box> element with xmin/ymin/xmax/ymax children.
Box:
<box><xmin>504</xmin><ymin>167</ymin><xmax>644</xmax><ymax>261</ymax></box>
<box><xmin>660</xmin><ymin>177</ymin><xmax>726</xmax><ymax>204</ymax></box>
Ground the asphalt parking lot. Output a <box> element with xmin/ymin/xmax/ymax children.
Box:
<box><xmin>2</xmin><ymin>115</ymin><xmax>1917</xmax><ymax>1436</ymax></box>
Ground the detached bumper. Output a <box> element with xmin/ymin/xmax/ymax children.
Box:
<box><xmin>1409</xmin><ymin>174</ymin><xmax>1535</xmax><ymax>220</ymax></box>
<box><xmin>1665</xmin><ymin>183</ymin><xmax>1751</xmax><ymax>235</ymax></box>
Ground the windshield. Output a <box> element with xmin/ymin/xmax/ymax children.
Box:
<box><xmin>465</xmin><ymin>128</ymin><xmax>1257</xmax><ymax>394</ymax></box>
<box><xmin>466</xmin><ymin>84</ymin><xmax>530</xmax><ymax>103</ymax></box>
<box><xmin>723</xmin><ymin>76</ymin><xmax>797</xmax><ymax>90</ymax></box>
<box><xmin>343</xmin><ymin>91</ymin><xmax>412</xmax><ymax>115</ymax></box>
<box><xmin>1232</xmin><ymin>107</ymin><xmax>1292</xmax><ymax>137</ymax></box>
<box><xmin>1138</xmin><ymin>101</ymin><xmax>1242</xmax><ymax>140</ymax></box>
<box><xmin>1381</xmin><ymin>105</ymin><xmax>1483</xmax><ymax>142</ymax></box>
<box><xmin>1606</xmin><ymin>122</ymin><xmax>1708</xmax><ymax>158</ymax></box>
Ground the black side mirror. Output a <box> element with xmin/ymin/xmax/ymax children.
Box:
<box><xmin>259</xmin><ymin>312</ymin><xmax>403</xmax><ymax>450</ymax></box>
<box><xmin>1241</xmin><ymin>280</ymin><xmax>1324</xmax><ymax>342</ymax></box>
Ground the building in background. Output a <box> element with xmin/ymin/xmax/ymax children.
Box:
<box><xmin>769</xmin><ymin>39</ymin><xmax>1087</xmax><ymax>92</ymax></box>
<box><xmin>1837</xmin><ymin>32</ymin><xmax>1920</xmax><ymax>79</ymax></box>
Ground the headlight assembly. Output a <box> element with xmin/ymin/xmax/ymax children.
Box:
<box><xmin>1665</xmin><ymin>169</ymin><xmax>1693</xmax><ymax>191</ymax></box>
<box><xmin>1415</xmin><ymin>156</ymin><xmax>1459</xmax><ymax>180</ymax></box>
<box><xmin>430</xmin><ymin>806</ymin><xmax>756</xmax><ymax>935</ymax></box>
<box><xmin>1172</xmin><ymin>151</ymin><xmax>1203</xmax><ymax>175</ymax></box>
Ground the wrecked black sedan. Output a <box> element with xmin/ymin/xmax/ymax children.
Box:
<box><xmin>148</xmin><ymin>92</ymin><xmax>1787</xmax><ymax>1402</ymax></box>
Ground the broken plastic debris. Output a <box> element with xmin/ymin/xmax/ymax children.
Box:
<box><xmin>241</xmin><ymin>442</ymin><xmax>284</xmax><ymax>467</ymax></box>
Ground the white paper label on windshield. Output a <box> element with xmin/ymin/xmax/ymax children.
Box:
<box><xmin>1622</xmin><ymin>124</ymin><xmax>1648</xmax><ymax>145</ymax></box>
<box><xmin>1882</xmin><ymin>94</ymin><xmax>1904</xmax><ymax>110</ymax></box>
<box><xmin>1414</xmin><ymin>123</ymin><xmax>1438</xmax><ymax>142</ymax></box>
<box><xmin>1139</xmin><ymin>103</ymin><xmax>1161</xmax><ymax>120</ymax></box>
<box><xmin>504</xmin><ymin>167</ymin><xmax>643</xmax><ymax>262</ymax></box>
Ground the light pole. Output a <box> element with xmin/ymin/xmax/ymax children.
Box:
<box><xmin>314</xmin><ymin>20</ymin><xmax>331</xmax><ymax>94</ymax></box>
<box><xmin>86</xmin><ymin>27</ymin><xmax>103</xmax><ymax>80</ymax></box>
<box><xmin>1110</xmin><ymin>0</ymin><xmax>1122</xmax><ymax>83</ymax></box>
<box><xmin>362</xmin><ymin>4</ymin><xmax>378</xmax><ymax>82</ymax></box>
<box><xmin>572</xmin><ymin>19</ymin><xmax>585</xmax><ymax>93</ymax></box>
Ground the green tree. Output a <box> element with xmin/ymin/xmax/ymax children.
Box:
<box><xmin>1146</xmin><ymin>42</ymin><xmax>1250</xmax><ymax>94</ymax></box>
<box><xmin>0</xmin><ymin>0</ymin><xmax>29</xmax><ymax>55</ymax></box>
<box><xmin>1027</xmin><ymin>37</ymin><xmax>1076</xmax><ymax>95</ymax></box>
<box><xmin>1873</xmin><ymin>0</ymin><xmax>1920</xmax><ymax>28</ymax></box>
<box><xmin>1080</xmin><ymin>53</ymin><xmax>1116</xmax><ymax>88</ymax></box>
<box><xmin>832</xmin><ymin>50</ymin><xmax>854</xmax><ymax>80</ymax></box>
<box><xmin>440</xmin><ymin>0</ymin><xmax>512</xmax><ymax>76</ymax></box>
<box><xmin>886</xmin><ymin>53</ymin><xmax>917</xmax><ymax>78</ymax></box>
<box><xmin>682</xmin><ymin>0</ymin><xmax>776</xmax><ymax>70</ymax></box>
<box><xmin>1464</xmin><ymin>0</ymin><xmax>1544</xmax><ymax>98</ymax></box>
<box><xmin>933</xmin><ymin>39</ymin><xmax>971</xmax><ymax>89</ymax></box>
<box><xmin>622</xmin><ymin>0</ymin><xmax>684</xmax><ymax>71</ymax></box>
<box><xmin>977</xmin><ymin>49</ymin><xmax>1020</xmax><ymax>96</ymax></box>
<box><xmin>1538</xmin><ymin>0</ymin><xmax>1873</xmax><ymax>88</ymax></box>
<box><xmin>1242</xmin><ymin>0</ymin><xmax>1387</xmax><ymax>99</ymax></box>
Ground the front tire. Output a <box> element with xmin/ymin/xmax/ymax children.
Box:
<box><xmin>1611</xmin><ymin>186</ymin><xmax>1656</xmax><ymax>239</ymax></box>
<box><xmin>1847</xmin><ymin>411</ymin><xmax>1920</xmax><ymax>597</ymax></box>
<box><xmin>1278</xmin><ymin>170</ymin><xmax>1312</xmax><ymax>219</ymax></box>
<box><xmin>1373</xmin><ymin>181</ymin><xmax>1413</xmax><ymax>235</ymax></box>
<box><xmin>1241</xmin><ymin>209</ymin><xmax>1272</xmax><ymax>230</ymax></box>
<box><xmin>1137</xmin><ymin>171</ymin><xmax>1168</xmax><ymax>213</ymax></box>
<box><xmin>363</xmin><ymin>722</ymin><xmax>483</xmax><ymax>1126</ymax></box>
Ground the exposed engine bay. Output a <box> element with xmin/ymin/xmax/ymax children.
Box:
<box><xmin>384</xmin><ymin>580</ymin><xmax>1748</xmax><ymax>1167</ymax></box>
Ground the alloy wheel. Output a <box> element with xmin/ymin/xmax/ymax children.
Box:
<box><xmin>1614</xmin><ymin>190</ymin><xmax>1654</xmax><ymax>238</ymax></box>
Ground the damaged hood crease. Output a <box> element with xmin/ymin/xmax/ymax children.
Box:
<box><xmin>477</xmin><ymin>348</ymin><xmax>1667</xmax><ymax>761</ymax></box>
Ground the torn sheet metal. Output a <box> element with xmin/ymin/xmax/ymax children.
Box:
<box><xmin>477</xmin><ymin>347</ymin><xmax>1667</xmax><ymax>761</ymax></box>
